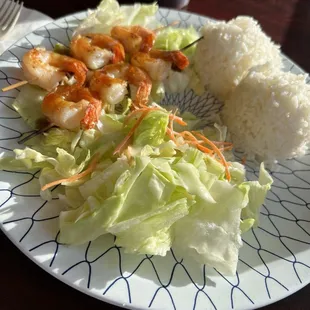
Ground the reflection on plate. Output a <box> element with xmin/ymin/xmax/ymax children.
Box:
<box><xmin>0</xmin><ymin>8</ymin><xmax>310</xmax><ymax>310</ymax></box>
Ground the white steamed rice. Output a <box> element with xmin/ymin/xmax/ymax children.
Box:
<box><xmin>221</xmin><ymin>67</ymin><xmax>310</xmax><ymax>162</ymax></box>
<box><xmin>194</xmin><ymin>16</ymin><xmax>282</xmax><ymax>101</ymax></box>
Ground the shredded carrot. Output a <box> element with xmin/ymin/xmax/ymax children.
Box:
<box><xmin>193</xmin><ymin>132</ymin><xmax>231</xmax><ymax>181</ymax></box>
<box><xmin>219</xmin><ymin>145</ymin><xmax>233</xmax><ymax>152</ymax></box>
<box><xmin>124</xmin><ymin>107</ymin><xmax>160</xmax><ymax>125</ymax></box>
<box><xmin>2</xmin><ymin>80</ymin><xmax>28</xmax><ymax>92</ymax></box>
<box><xmin>241</xmin><ymin>156</ymin><xmax>247</xmax><ymax>165</ymax></box>
<box><xmin>114</xmin><ymin>110</ymin><xmax>149</xmax><ymax>155</ymax></box>
<box><xmin>130</xmin><ymin>101</ymin><xmax>139</xmax><ymax>111</ymax></box>
<box><xmin>178</xmin><ymin>131</ymin><xmax>213</xmax><ymax>154</ymax></box>
<box><xmin>41</xmin><ymin>153</ymin><xmax>100</xmax><ymax>191</ymax></box>
<box><xmin>211</xmin><ymin>141</ymin><xmax>233</xmax><ymax>146</ymax></box>
<box><xmin>124</xmin><ymin>107</ymin><xmax>187</xmax><ymax>131</ymax></box>
<box><xmin>119</xmin><ymin>106</ymin><xmax>187</xmax><ymax>153</ymax></box>
<box><xmin>180</xmin><ymin>131</ymin><xmax>198</xmax><ymax>142</ymax></box>
<box><xmin>196</xmin><ymin>143</ymin><xmax>214</xmax><ymax>155</ymax></box>
<box><xmin>183</xmin><ymin>138</ymin><xmax>204</xmax><ymax>144</ymax></box>
<box><xmin>184</xmin><ymin>140</ymin><xmax>212</xmax><ymax>153</ymax></box>
<box><xmin>185</xmin><ymin>140</ymin><xmax>199</xmax><ymax>145</ymax></box>
<box><xmin>187</xmin><ymin>140</ymin><xmax>213</xmax><ymax>154</ymax></box>
<box><xmin>201</xmin><ymin>140</ymin><xmax>233</xmax><ymax>152</ymax></box>
<box><xmin>167</xmin><ymin>109</ymin><xmax>178</xmax><ymax>143</ymax></box>
<box><xmin>169</xmin><ymin>115</ymin><xmax>187</xmax><ymax>126</ymax></box>
<box><xmin>166</xmin><ymin>127</ymin><xmax>176</xmax><ymax>142</ymax></box>
<box><xmin>170</xmin><ymin>109</ymin><xmax>177</xmax><ymax>131</ymax></box>
<box><xmin>138</xmin><ymin>102</ymin><xmax>148</xmax><ymax>109</ymax></box>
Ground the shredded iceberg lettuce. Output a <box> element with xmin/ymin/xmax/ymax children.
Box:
<box><xmin>154</xmin><ymin>26</ymin><xmax>199</xmax><ymax>58</ymax></box>
<box><xmin>74</xmin><ymin>0</ymin><xmax>160</xmax><ymax>36</ymax></box>
<box><xmin>0</xmin><ymin>100</ymin><xmax>273</xmax><ymax>274</ymax></box>
<box><xmin>12</xmin><ymin>84</ymin><xmax>47</xmax><ymax>130</ymax></box>
<box><xmin>133</xmin><ymin>110</ymin><xmax>169</xmax><ymax>147</ymax></box>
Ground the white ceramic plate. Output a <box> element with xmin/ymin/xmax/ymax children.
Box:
<box><xmin>1</xmin><ymin>8</ymin><xmax>310</xmax><ymax>310</ymax></box>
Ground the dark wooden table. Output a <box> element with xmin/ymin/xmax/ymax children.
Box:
<box><xmin>2</xmin><ymin>0</ymin><xmax>310</xmax><ymax>309</ymax></box>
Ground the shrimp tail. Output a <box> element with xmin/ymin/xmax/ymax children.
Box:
<box><xmin>81</xmin><ymin>100</ymin><xmax>101</xmax><ymax>129</ymax></box>
<box><xmin>149</xmin><ymin>49</ymin><xmax>189</xmax><ymax>70</ymax></box>
<box><xmin>49</xmin><ymin>53</ymin><xmax>88</xmax><ymax>86</ymax></box>
<box><xmin>69</xmin><ymin>60</ymin><xmax>88</xmax><ymax>87</ymax></box>
<box><xmin>78</xmin><ymin>88</ymin><xmax>102</xmax><ymax>129</ymax></box>
<box><xmin>136</xmin><ymin>84</ymin><xmax>151</xmax><ymax>107</ymax></box>
<box><xmin>171</xmin><ymin>51</ymin><xmax>190</xmax><ymax>70</ymax></box>
<box><xmin>87</xmin><ymin>33</ymin><xmax>125</xmax><ymax>64</ymax></box>
<box><xmin>140</xmin><ymin>33</ymin><xmax>155</xmax><ymax>53</ymax></box>
<box><xmin>111</xmin><ymin>45</ymin><xmax>126</xmax><ymax>64</ymax></box>
<box><xmin>132</xmin><ymin>26</ymin><xmax>155</xmax><ymax>53</ymax></box>
<box><xmin>126</xmin><ymin>65</ymin><xmax>152</xmax><ymax>108</ymax></box>
<box><xmin>111</xmin><ymin>25</ymin><xmax>155</xmax><ymax>54</ymax></box>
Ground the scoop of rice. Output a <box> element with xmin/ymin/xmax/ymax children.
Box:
<box><xmin>222</xmin><ymin>67</ymin><xmax>310</xmax><ymax>162</ymax></box>
<box><xmin>194</xmin><ymin>16</ymin><xmax>282</xmax><ymax>101</ymax></box>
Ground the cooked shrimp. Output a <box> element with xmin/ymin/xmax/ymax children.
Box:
<box><xmin>131</xmin><ymin>52</ymin><xmax>171</xmax><ymax>81</ymax></box>
<box><xmin>149</xmin><ymin>49</ymin><xmax>189</xmax><ymax>70</ymax></box>
<box><xmin>22</xmin><ymin>47</ymin><xmax>87</xmax><ymax>91</ymax></box>
<box><xmin>90</xmin><ymin>63</ymin><xmax>129</xmax><ymax>106</ymax></box>
<box><xmin>89</xmin><ymin>63</ymin><xmax>152</xmax><ymax>108</ymax></box>
<box><xmin>42</xmin><ymin>85</ymin><xmax>102</xmax><ymax>130</ymax></box>
<box><xmin>111</xmin><ymin>25</ymin><xmax>156</xmax><ymax>54</ymax></box>
<box><xmin>89</xmin><ymin>72</ymin><xmax>128</xmax><ymax>106</ymax></box>
<box><xmin>70</xmin><ymin>34</ymin><xmax>125</xmax><ymax>70</ymax></box>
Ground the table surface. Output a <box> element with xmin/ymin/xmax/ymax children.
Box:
<box><xmin>2</xmin><ymin>0</ymin><xmax>310</xmax><ymax>309</ymax></box>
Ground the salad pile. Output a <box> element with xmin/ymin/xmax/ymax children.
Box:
<box><xmin>0</xmin><ymin>0</ymin><xmax>272</xmax><ymax>275</ymax></box>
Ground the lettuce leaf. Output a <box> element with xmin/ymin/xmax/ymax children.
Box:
<box><xmin>120</xmin><ymin>2</ymin><xmax>158</xmax><ymax>27</ymax></box>
<box><xmin>176</xmin><ymin>111</ymin><xmax>201</xmax><ymax>132</ymax></box>
<box><xmin>59</xmin><ymin>156</ymin><xmax>194</xmax><ymax>245</ymax></box>
<box><xmin>241</xmin><ymin>163</ymin><xmax>273</xmax><ymax>226</ymax></box>
<box><xmin>79</xmin><ymin>158</ymin><xmax>130</xmax><ymax>199</ymax></box>
<box><xmin>25</xmin><ymin>128</ymin><xmax>81</xmax><ymax>157</ymax></box>
<box><xmin>154</xmin><ymin>26</ymin><xmax>199</xmax><ymax>58</ymax></box>
<box><xmin>59</xmin><ymin>186</ymin><xmax>86</xmax><ymax>210</ymax></box>
<box><xmin>53</xmin><ymin>43</ymin><xmax>70</xmax><ymax>56</ymax></box>
<box><xmin>115</xmin><ymin>197</ymin><xmax>189</xmax><ymax>256</ymax></box>
<box><xmin>173</xmin><ymin>180</ymin><xmax>249</xmax><ymax>275</ymax></box>
<box><xmin>240</xmin><ymin>218</ymin><xmax>255</xmax><ymax>233</ymax></box>
<box><xmin>75</xmin><ymin>0</ymin><xmax>159</xmax><ymax>36</ymax></box>
<box><xmin>133</xmin><ymin>110</ymin><xmax>169</xmax><ymax>147</ymax></box>
<box><xmin>164</xmin><ymin>70</ymin><xmax>190</xmax><ymax>94</ymax></box>
<box><xmin>98</xmin><ymin>113</ymin><xmax>124</xmax><ymax>134</ymax></box>
<box><xmin>0</xmin><ymin>146</ymin><xmax>91</xmax><ymax>201</ymax></box>
<box><xmin>150</xmin><ymin>82</ymin><xmax>165</xmax><ymax>103</ymax></box>
<box><xmin>12</xmin><ymin>84</ymin><xmax>47</xmax><ymax>130</ymax></box>
<box><xmin>188</xmin><ymin>67</ymin><xmax>205</xmax><ymax>95</ymax></box>
<box><xmin>0</xmin><ymin>148</ymin><xmax>50</xmax><ymax>171</ymax></box>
